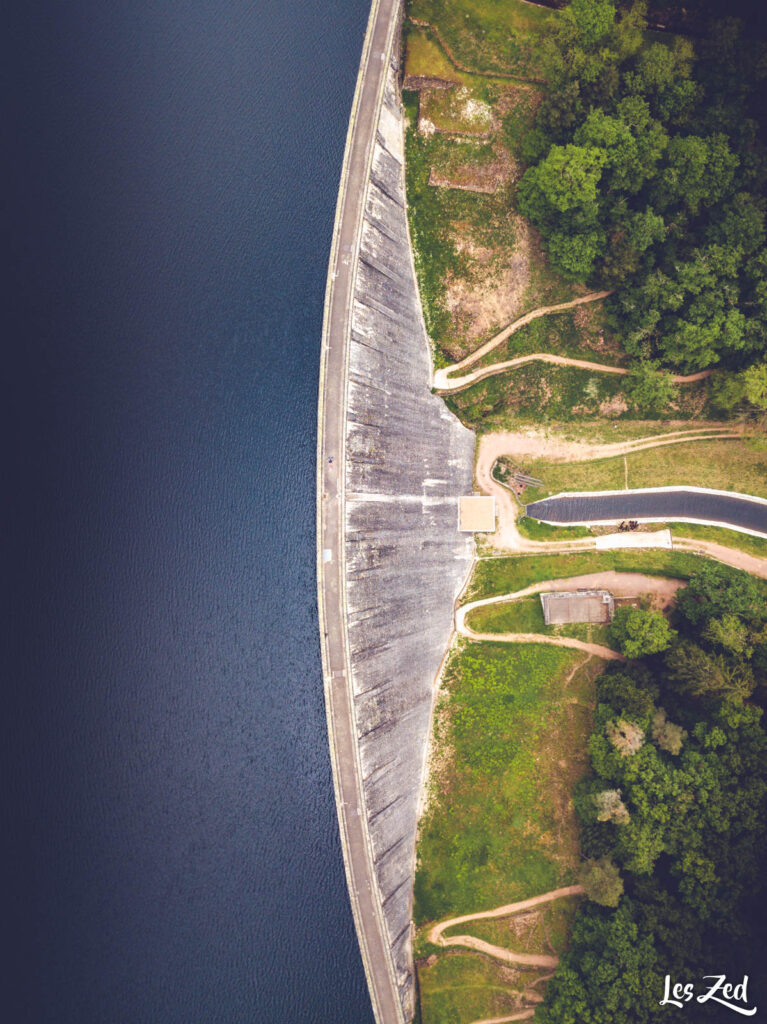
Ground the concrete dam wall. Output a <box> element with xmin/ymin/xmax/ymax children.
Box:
<box><xmin>343</xmin><ymin>56</ymin><xmax>475</xmax><ymax>1017</ymax></box>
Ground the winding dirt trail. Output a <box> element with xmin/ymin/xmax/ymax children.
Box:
<box><xmin>436</xmin><ymin>351</ymin><xmax>713</xmax><ymax>394</ymax></box>
<box><xmin>462</xmin><ymin>627</ymin><xmax>622</xmax><ymax>660</ymax></box>
<box><xmin>456</xmin><ymin>571</ymin><xmax>684</xmax><ymax>659</ymax></box>
<box><xmin>428</xmin><ymin>885</ymin><xmax>584</xmax><ymax>968</ymax></box>
<box><xmin>432</xmin><ymin>291</ymin><xmax>611</xmax><ymax>390</ymax></box>
<box><xmin>468</xmin><ymin>1013</ymin><xmax>535</xmax><ymax>1024</ymax></box>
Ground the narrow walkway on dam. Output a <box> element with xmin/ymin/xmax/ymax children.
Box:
<box><xmin>527</xmin><ymin>487</ymin><xmax>767</xmax><ymax>538</ymax></box>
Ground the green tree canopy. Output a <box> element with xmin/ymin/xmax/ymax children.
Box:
<box><xmin>579</xmin><ymin>856</ymin><xmax>624</xmax><ymax>906</ymax></box>
<box><xmin>608</xmin><ymin>606</ymin><xmax>676</xmax><ymax>658</ymax></box>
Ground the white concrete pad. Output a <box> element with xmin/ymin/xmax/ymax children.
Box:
<box><xmin>459</xmin><ymin>495</ymin><xmax>496</xmax><ymax>532</ymax></box>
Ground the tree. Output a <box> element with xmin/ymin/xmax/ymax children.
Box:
<box><xmin>709</xmin><ymin>370</ymin><xmax>747</xmax><ymax>412</ymax></box>
<box><xmin>651</xmin><ymin>708</ymin><xmax>687</xmax><ymax>755</ymax></box>
<box><xmin>565</xmin><ymin>0</ymin><xmax>616</xmax><ymax>48</ymax></box>
<box><xmin>675</xmin><ymin>562</ymin><xmax>767</xmax><ymax>627</ymax></box>
<box><xmin>608</xmin><ymin>606</ymin><xmax>676</xmax><ymax>658</ymax></box>
<box><xmin>623</xmin><ymin>360</ymin><xmax>677</xmax><ymax>414</ymax></box>
<box><xmin>595</xmin><ymin>788</ymin><xmax>630</xmax><ymax>823</ymax></box>
<box><xmin>606</xmin><ymin>718</ymin><xmax>645</xmax><ymax>755</ymax></box>
<box><xmin>596</xmin><ymin>670</ymin><xmax>657</xmax><ymax>720</ymax></box>
<box><xmin>518</xmin><ymin>144</ymin><xmax>607</xmax><ymax>221</ymax></box>
<box><xmin>537</xmin><ymin>901</ymin><xmax>662</xmax><ymax>1024</ymax></box>
<box><xmin>703</xmin><ymin>612</ymin><xmax>753</xmax><ymax>657</ymax></box>
<box><xmin>547</xmin><ymin>229</ymin><xmax>604</xmax><ymax>278</ymax></box>
<box><xmin>742</xmin><ymin>363</ymin><xmax>767</xmax><ymax>413</ymax></box>
<box><xmin>579</xmin><ymin>856</ymin><xmax>624</xmax><ymax>906</ymax></box>
<box><xmin>665</xmin><ymin>640</ymin><xmax>755</xmax><ymax>702</ymax></box>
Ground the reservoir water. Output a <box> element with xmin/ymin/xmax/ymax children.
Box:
<box><xmin>4</xmin><ymin>1</ymin><xmax>375</xmax><ymax>1021</ymax></box>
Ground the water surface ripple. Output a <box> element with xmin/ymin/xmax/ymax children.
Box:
<box><xmin>4</xmin><ymin>1</ymin><xmax>374</xmax><ymax>1021</ymax></box>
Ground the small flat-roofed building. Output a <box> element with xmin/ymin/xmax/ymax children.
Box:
<box><xmin>459</xmin><ymin>495</ymin><xmax>496</xmax><ymax>532</ymax></box>
<box><xmin>540</xmin><ymin>589</ymin><xmax>614</xmax><ymax>625</ymax></box>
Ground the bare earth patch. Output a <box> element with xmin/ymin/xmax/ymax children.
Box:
<box><xmin>443</xmin><ymin>216</ymin><xmax>531</xmax><ymax>353</ymax></box>
<box><xmin>598</xmin><ymin>394</ymin><xmax>629</xmax><ymax>417</ymax></box>
<box><xmin>420</xmin><ymin>85</ymin><xmax>499</xmax><ymax>136</ymax></box>
<box><xmin>429</xmin><ymin>143</ymin><xmax>514</xmax><ymax>194</ymax></box>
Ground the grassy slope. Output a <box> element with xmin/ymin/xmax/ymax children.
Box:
<box><xmin>467</xmin><ymin>598</ymin><xmax>613</xmax><ymax>649</ymax></box>
<box><xmin>408</xmin><ymin>0</ymin><xmax>553</xmax><ymax>77</ymax></box>
<box><xmin>454</xmin><ymin>894</ymin><xmax>583</xmax><ymax>956</ymax></box>
<box><xmin>416</xmin><ymin>953</ymin><xmax>538</xmax><ymax>1024</ymax></box>
<box><xmin>465</xmin><ymin>548</ymin><xmax>704</xmax><ymax>602</ymax></box>
<box><xmin>403</xmin><ymin>17</ymin><xmax>578</xmax><ymax>366</ymax></box>
<box><xmin>443</xmin><ymin>362</ymin><xmax>710</xmax><ymax>430</ymax></box>
<box><xmin>467</xmin><ymin>303</ymin><xmax>626</xmax><ymax>373</ymax></box>
<box><xmin>404</xmin><ymin>90</ymin><xmax>520</xmax><ymax>364</ymax></box>
<box><xmin>415</xmin><ymin>642</ymin><xmax>590</xmax><ymax>926</ymax></box>
<box><xmin>523</xmin><ymin>438</ymin><xmax>767</xmax><ymax>503</ymax></box>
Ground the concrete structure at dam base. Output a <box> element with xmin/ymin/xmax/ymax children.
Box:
<box><xmin>345</xmin><ymin>58</ymin><xmax>475</xmax><ymax>1016</ymax></box>
<box><xmin>317</xmin><ymin>0</ymin><xmax>475</xmax><ymax>1020</ymax></box>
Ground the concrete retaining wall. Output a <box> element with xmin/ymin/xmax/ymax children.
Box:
<box><xmin>343</xmin><ymin>55</ymin><xmax>475</xmax><ymax>1018</ymax></box>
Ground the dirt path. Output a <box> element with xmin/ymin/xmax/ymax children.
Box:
<box><xmin>458</xmin><ymin>572</ymin><xmax>684</xmax><ymax>623</ymax></box>
<box><xmin>673</xmin><ymin>538</ymin><xmax>767</xmax><ymax>578</ymax></box>
<box><xmin>456</xmin><ymin>571</ymin><xmax>684</xmax><ymax>659</ymax></box>
<box><xmin>462</xmin><ymin>627</ymin><xmax>622</xmax><ymax>660</ymax></box>
<box><xmin>428</xmin><ymin>885</ymin><xmax>584</xmax><ymax>968</ymax></box>
<box><xmin>469</xmin><ymin>1013</ymin><xmax>535</xmax><ymax>1024</ymax></box>
<box><xmin>436</xmin><ymin>351</ymin><xmax>713</xmax><ymax>394</ymax></box>
<box><xmin>475</xmin><ymin>427</ymin><xmax>744</xmax><ymax>550</ymax></box>
<box><xmin>432</xmin><ymin>291</ymin><xmax>611</xmax><ymax>390</ymax></box>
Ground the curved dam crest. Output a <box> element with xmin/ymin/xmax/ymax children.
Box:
<box><xmin>318</xmin><ymin>9</ymin><xmax>475</xmax><ymax>1019</ymax></box>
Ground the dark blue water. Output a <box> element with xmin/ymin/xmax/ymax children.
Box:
<box><xmin>4</xmin><ymin>2</ymin><xmax>374</xmax><ymax>1021</ymax></box>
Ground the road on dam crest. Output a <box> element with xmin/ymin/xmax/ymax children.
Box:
<box><xmin>316</xmin><ymin>1</ymin><xmax>407</xmax><ymax>1023</ymax></box>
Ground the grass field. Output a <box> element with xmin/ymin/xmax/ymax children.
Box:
<box><xmin>466</xmin><ymin>598</ymin><xmax>613</xmax><ymax>648</ymax></box>
<box><xmin>516</xmin><ymin>515</ymin><xmax>592</xmax><ymax>542</ymax></box>
<box><xmin>465</xmin><ymin>548</ymin><xmax>707</xmax><ymax>602</ymax></box>
<box><xmin>523</xmin><ymin>438</ymin><xmax>767</xmax><ymax>503</ymax></box>
<box><xmin>670</xmin><ymin>521</ymin><xmax>767</xmax><ymax>557</ymax></box>
<box><xmin>408</xmin><ymin>0</ymin><xmax>554</xmax><ymax>78</ymax></box>
<box><xmin>416</xmin><ymin>951</ymin><xmax>539</xmax><ymax>1024</ymax></box>
<box><xmin>553</xmin><ymin>419</ymin><xmax>735</xmax><ymax>443</ymax></box>
<box><xmin>415</xmin><ymin>641</ymin><xmax>592</xmax><ymax>926</ymax></box>
<box><xmin>404</xmin><ymin>90</ymin><xmax>521</xmax><ymax>364</ymax></box>
<box><xmin>403</xmin><ymin>15</ymin><xmax>585</xmax><ymax>367</ymax></box>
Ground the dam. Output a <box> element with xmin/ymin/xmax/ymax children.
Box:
<box><xmin>317</xmin><ymin>0</ymin><xmax>475</xmax><ymax>1019</ymax></box>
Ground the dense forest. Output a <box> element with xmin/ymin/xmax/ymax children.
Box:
<box><xmin>517</xmin><ymin>0</ymin><xmax>767</xmax><ymax>398</ymax></box>
<box><xmin>539</xmin><ymin>561</ymin><xmax>767</xmax><ymax>1022</ymax></box>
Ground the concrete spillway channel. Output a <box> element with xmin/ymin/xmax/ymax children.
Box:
<box><xmin>316</xmin><ymin>1</ymin><xmax>475</xmax><ymax>1021</ymax></box>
